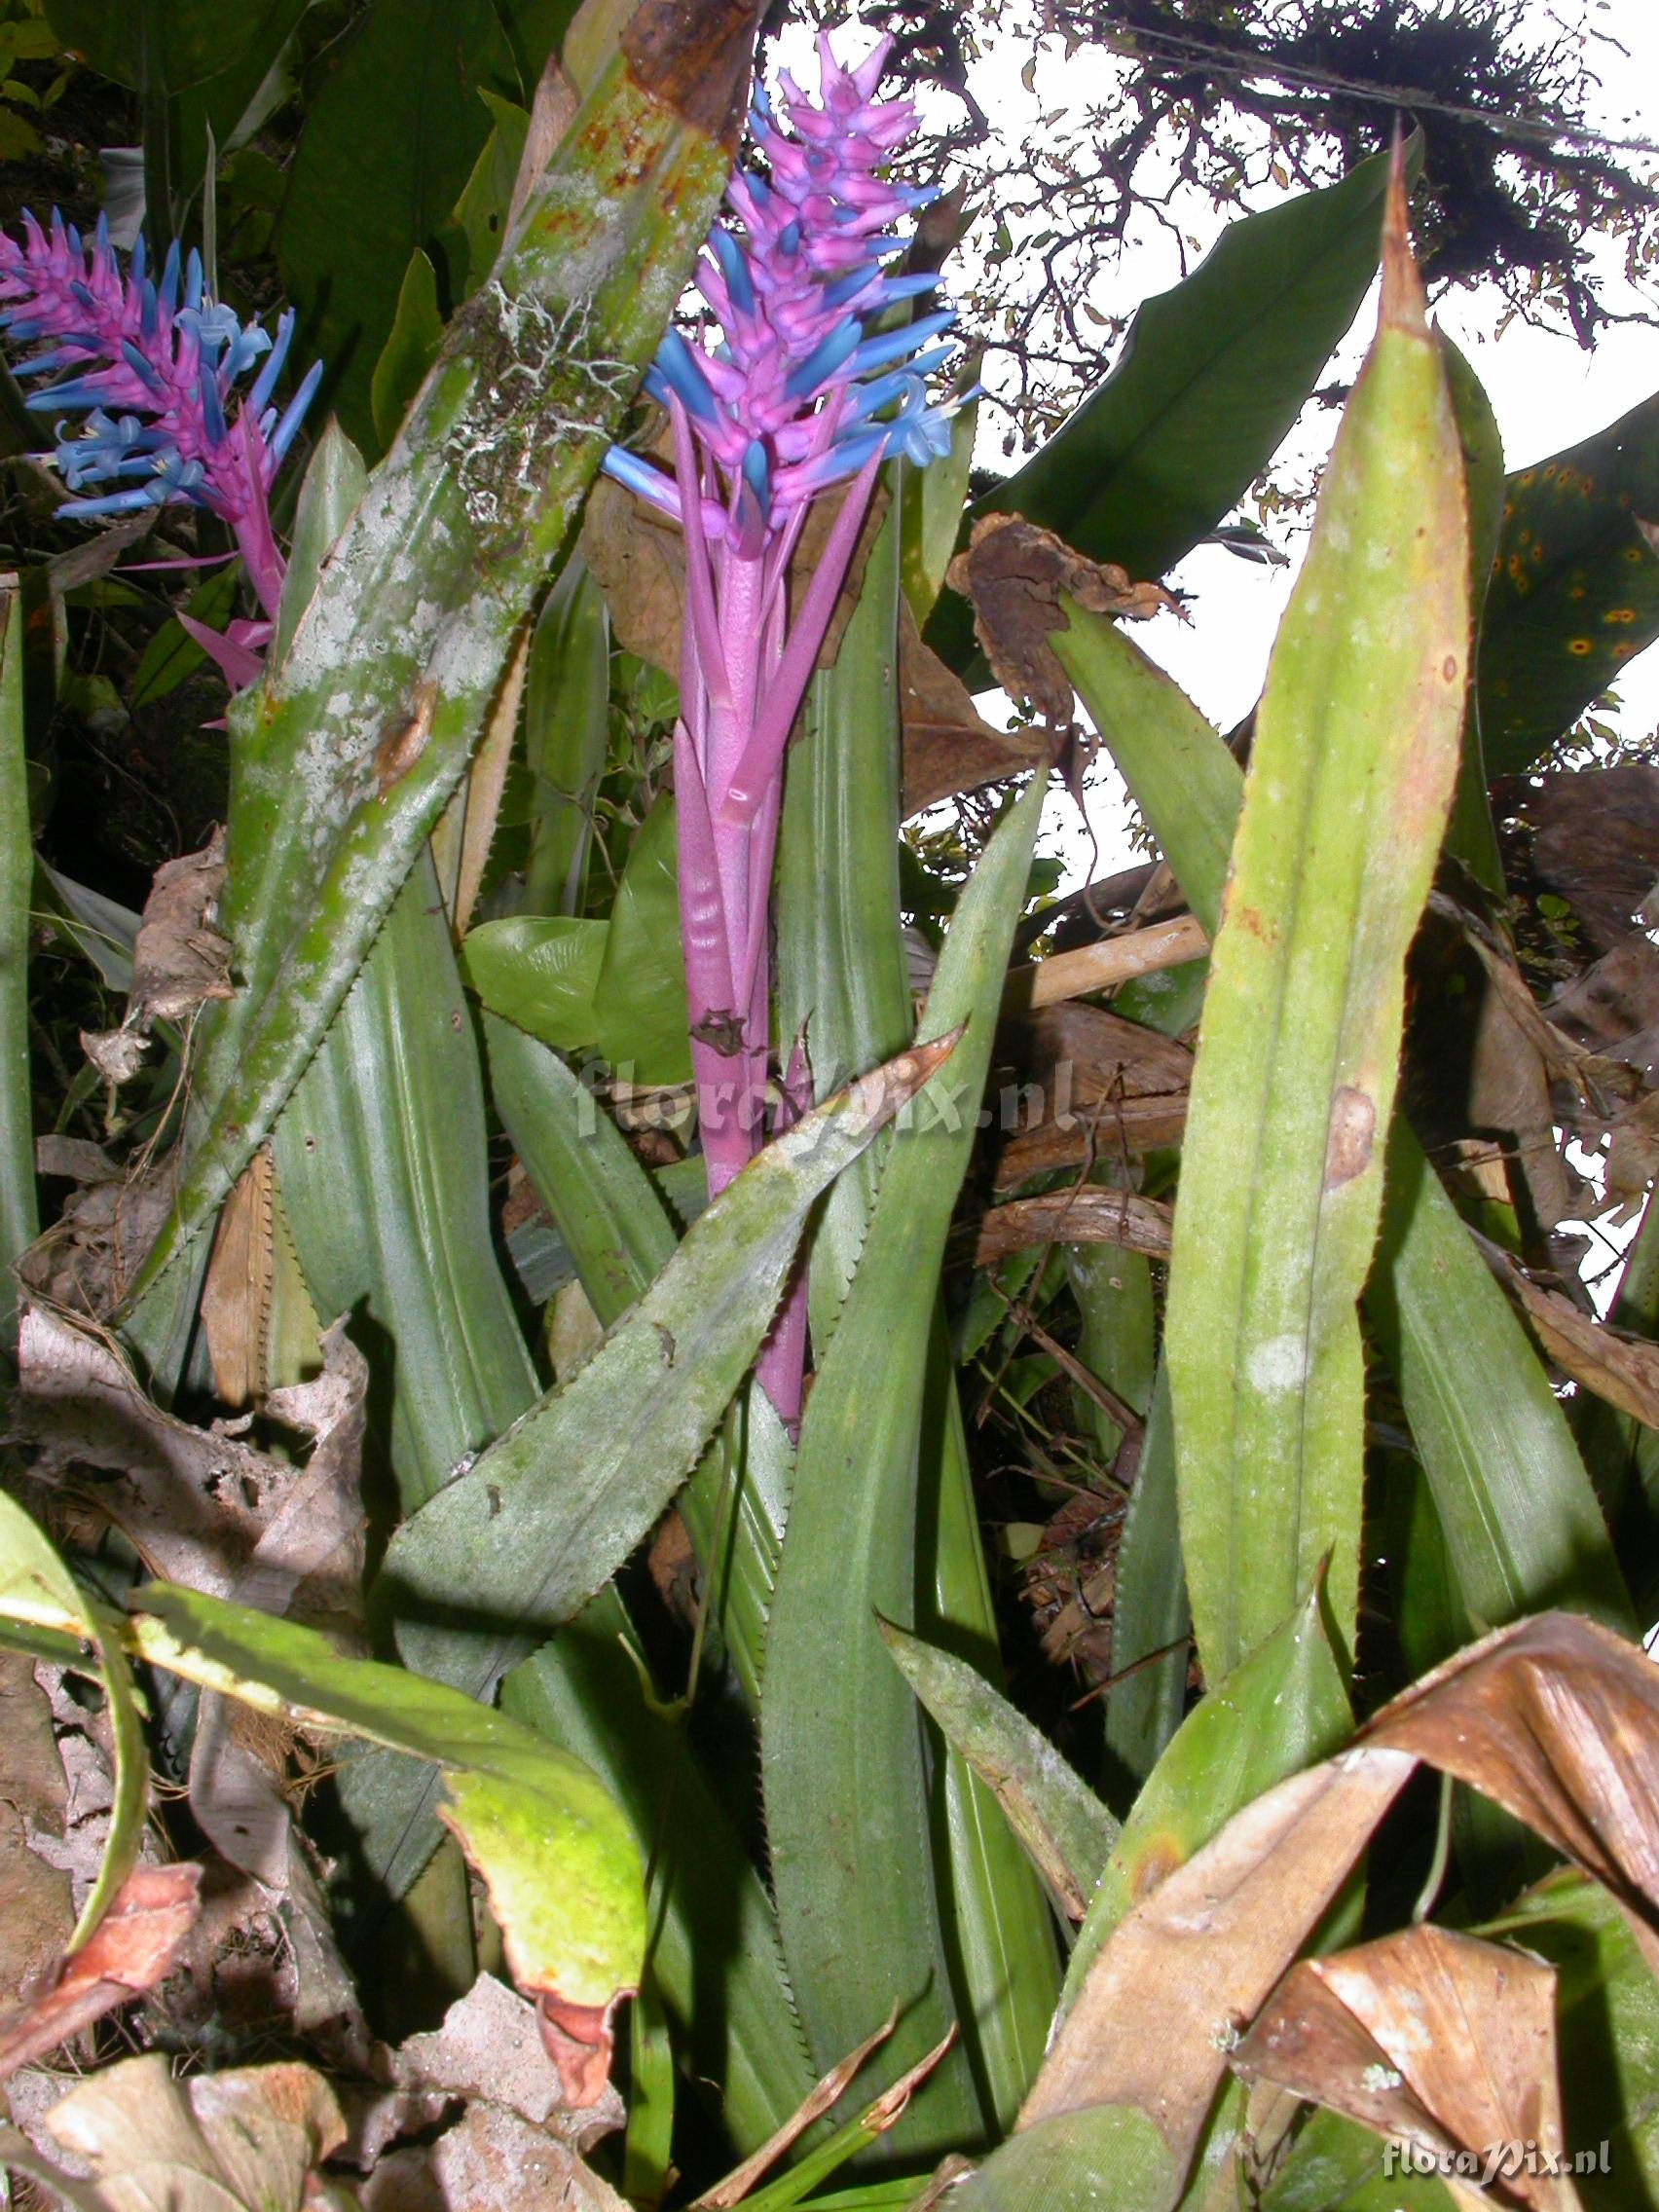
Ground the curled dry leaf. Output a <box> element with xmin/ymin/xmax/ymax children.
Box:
<box><xmin>128</xmin><ymin>829</ymin><xmax>234</xmax><ymax>1027</ymax></box>
<box><xmin>943</xmin><ymin>513</ymin><xmax>1177</xmax><ymax>724</ymax></box>
<box><xmin>969</xmin><ymin>1186</ymin><xmax>1174</xmax><ymax>1270</ymax></box>
<box><xmin>11</xmin><ymin>1305</ymin><xmax>366</xmax><ymax>1634</ymax></box>
<box><xmin>1015</xmin><ymin>1611</ymin><xmax>1659</xmax><ymax>2186</ymax></box>
<box><xmin>994</xmin><ymin>1001</ymin><xmax>1193</xmax><ymax>1189</ymax></box>
<box><xmin>0</xmin><ymin>1649</ymin><xmax>75</xmax><ymax>2005</ymax></box>
<box><xmin>897</xmin><ymin>597</ymin><xmax>1051</xmax><ymax>817</ymax></box>
<box><xmin>1234</xmin><ymin>1925</ymin><xmax>1578</xmax><ymax>2212</ymax></box>
<box><xmin>1498</xmin><ymin>1260</ymin><xmax>1659</xmax><ymax>1430</ymax></box>
<box><xmin>1530</xmin><ymin>762</ymin><xmax>1659</xmax><ymax>959</ymax></box>
<box><xmin>0</xmin><ymin>1862</ymin><xmax>201</xmax><ymax>2084</ymax></box>
<box><xmin>13</xmin><ymin>2049</ymin><xmax>344</xmax><ymax>2212</ymax></box>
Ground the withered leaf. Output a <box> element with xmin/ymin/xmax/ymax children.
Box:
<box><xmin>129</xmin><ymin>828</ymin><xmax>234</xmax><ymax>1027</ymax></box>
<box><xmin>969</xmin><ymin>1187</ymin><xmax>1174</xmax><ymax>1269</ymax></box>
<box><xmin>11</xmin><ymin>1306</ymin><xmax>366</xmax><ymax>1635</ymax></box>
<box><xmin>898</xmin><ymin>597</ymin><xmax>1051</xmax><ymax>817</ymax></box>
<box><xmin>21</xmin><ymin>2048</ymin><xmax>344</xmax><ymax>2212</ymax></box>
<box><xmin>943</xmin><ymin>513</ymin><xmax>1176</xmax><ymax>725</ymax></box>
<box><xmin>0</xmin><ymin>1863</ymin><xmax>202</xmax><ymax>2083</ymax></box>
<box><xmin>1235</xmin><ymin>1925</ymin><xmax>1578</xmax><ymax>2212</ymax></box>
<box><xmin>360</xmin><ymin>2101</ymin><xmax>628</xmax><ymax>2212</ymax></box>
<box><xmin>1016</xmin><ymin>1611</ymin><xmax>1659</xmax><ymax>2177</ymax></box>
<box><xmin>994</xmin><ymin>1001</ymin><xmax>1192</xmax><ymax>1188</ymax></box>
<box><xmin>1499</xmin><ymin>1261</ymin><xmax>1659</xmax><ymax>1431</ymax></box>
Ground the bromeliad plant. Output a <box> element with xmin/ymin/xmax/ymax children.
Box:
<box><xmin>601</xmin><ymin>32</ymin><xmax>965</xmax><ymax>1421</ymax></box>
<box><xmin>7</xmin><ymin>3</ymin><xmax>1659</xmax><ymax>2208</ymax></box>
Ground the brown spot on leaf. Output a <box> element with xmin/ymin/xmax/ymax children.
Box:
<box><xmin>1324</xmin><ymin>1085</ymin><xmax>1376</xmax><ymax>1188</ymax></box>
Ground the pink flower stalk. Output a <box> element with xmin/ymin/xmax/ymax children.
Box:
<box><xmin>601</xmin><ymin>29</ymin><xmax>965</xmax><ymax>1427</ymax></box>
<box><xmin>0</xmin><ymin>210</ymin><xmax>320</xmax><ymax>674</ymax></box>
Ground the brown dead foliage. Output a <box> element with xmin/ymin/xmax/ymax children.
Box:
<box><xmin>943</xmin><ymin>514</ymin><xmax>1176</xmax><ymax>724</ymax></box>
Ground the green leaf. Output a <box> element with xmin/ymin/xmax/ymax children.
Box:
<box><xmin>1437</xmin><ymin>336</ymin><xmax>1505</xmax><ymax>894</ymax></box>
<box><xmin>1478</xmin><ymin>1869</ymin><xmax>1659</xmax><ymax>2197</ymax></box>
<box><xmin>118</xmin><ymin>34</ymin><xmax>737</xmax><ymax>1329</ymax></box>
<box><xmin>0</xmin><ymin>1491</ymin><xmax>148</xmax><ymax>1949</ymax></box>
<box><xmin>462</xmin><ymin>915</ymin><xmax>609</xmax><ymax>1055</ymax></box>
<box><xmin>762</xmin><ymin>777</ymin><xmax>1047</xmax><ymax>2153</ymax></box>
<box><xmin>1368</xmin><ymin>1125</ymin><xmax>1636</xmax><ymax>1638</ymax></box>
<box><xmin>483</xmin><ymin>1016</ymin><xmax>780</xmax><ymax>1712</ymax></box>
<box><xmin>522</xmin><ymin>554</ymin><xmax>610</xmax><ymax>917</ymax></box>
<box><xmin>1478</xmin><ymin>389</ymin><xmax>1659</xmax><ymax>776</ymax></box>
<box><xmin>899</xmin><ymin>410</ymin><xmax>976</xmax><ymax>628</ymax></box>
<box><xmin>463</xmin><ymin>793</ymin><xmax>690</xmax><ymax>1083</ymax></box>
<box><xmin>0</xmin><ymin>586</ymin><xmax>34</xmax><ymax>1365</ymax></box>
<box><xmin>1100</xmin><ymin>1363</ymin><xmax>1190</xmax><ymax>1805</ymax></box>
<box><xmin>1259</xmin><ymin>2106</ymin><xmax>1458</xmax><ymax>2211</ymax></box>
<box><xmin>591</xmin><ymin>792</ymin><xmax>692</xmax><ymax>1082</ymax></box>
<box><xmin>1052</xmin><ymin>600</ymin><xmax>1634</xmax><ymax>1650</ymax></box>
<box><xmin>454</xmin><ymin>91</ymin><xmax>533</xmax><ymax>293</ymax></box>
<box><xmin>274</xmin><ymin>855</ymin><xmax>540</xmax><ymax>1512</ymax></box>
<box><xmin>383</xmin><ymin>1032</ymin><xmax>955</xmax><ymax>1703</ymax></box>
<box><xmin>881</xmin><ymin>1618</ymin><xmax>1118</xmax><ymax>1917</ymax></box>
<box><xmin>503</xmin><ymin>1605</ymin><xmax>818</xmax><ymax>2154</ymax></box>
<box><xmin>1062</xmin><ymin>1582</ymin><xmax>1350</xmax><ymax>2016</ymax></box>
<box><xmin>129</xmin><ymin>562</ymin><xmax>244</xmax><ymax>712</ymax></box>
<box><xmin>274</xmin><ymin>422</ymin><xmax>371</xmax><ymax>664</ymax></box>
<box><xmin>370</xmin><ymin>250</ymin><xmax>447</xmax><ymax>456</ymax></box>
<box><xmin>47</xmin><ymin>0</ymin><xmax>303</xmax><ymax>92</ymax></box>
<box><xmin>950</xmin><ymin>2107</ymin><xmax>1178</xmax><ymax>2212</ymax></box>
<box><xmin>275</xmin><ymin>0</ymin><xmax>576</xmax><ymax>451</ymax></box>
<box><xmin>1163</xmin><ymin>190</ymin><xmax>1468</xmax><ymax>1678</ymax></box>
<box><xmin>1067</xmin><ymin>1238</ymin><xmax>1154</xmax><ymax>1467</ymax></box>
<box><xmin>129</xmin><ymin>1582</ymin><xmax>644</xmax><ymax>2010</ymax></box>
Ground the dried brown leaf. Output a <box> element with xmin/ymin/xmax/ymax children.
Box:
<box><xmin>1364</xmin><ymin>1612</ymin><xmax>1659</xmax><ymax>1978</ymax></box>
<box><xmin>11</xmin><ymin>1307</ymin><xmax>365</xmax><ymax>1634</ymax></box>
<box><xmin>0</xmin><ymin>1650</ymin><xmax>75</xmax><ymax>2003</ymax></box>
<box><xmin>0</xmin><ymin>1863</ymin><xmax>201</xmax><ymax>2083</ymax></box>
<box><xmin>969</xmin><ymin>1187</ymin><xmax>1174</xmax><ymax>1269</ymax></box>
<box><xmin>943</xmin><ymin>514</ymin><xmax>1176</xmax><ymax>724</ymax></box>
<box><xmin>1017</xmin><ymin>1611</ymin><xmax>1659</xmax><ymax>2180</ymax></box>
<box><xmin>1549</xmin><ymin>928</ymin><xmax>1659</xmax><ymax>1078</ymax></box>
<box><xmin>1234</xmin><ymin>1925</ymin><xmax>1578</xmax><ymax>2212</ymax></box>
<box><xmin>897</xmin><ymin>597</ymin><xmax>1050</xmax><ymax>817</ymax></box>
<box><xmin>26</xmin><ymin>2049</ymin><xmax>344</xmax><ymax>2212</ymax></box>
<box><xmin>1498</xmin><ymin>1263</ymin><xmax>1659</xmax><ymax>1430</ymax></box>
<box><xmin>129</xmin><ymin>830</ymin><xmax>234</xmax><ymax>1027</ymax></box>
<box><xmin>1020</xmin><ymin>1751</ymin><xmax>1418</xmax><ymax>2149</ymax></box>
<box><xmin>200</xmin><ymin>1146</ymin><xmax>276</xmax><ymax>1412</ymax></box>
<box><xmin>995</xmin><ymin>1001</ymin><xmax>1192</xmax><ymax>1188</ymax></box>
<box><xmin>1530</xmin><ymin>763</ymin><xmax>1659</xmax><ymax>958</ymax></box>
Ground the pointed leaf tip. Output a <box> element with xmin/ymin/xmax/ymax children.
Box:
<box><xmin>1380</xmin><ymin>132</ymin><xmax>1428</xmax><ymax>336</ymax></box>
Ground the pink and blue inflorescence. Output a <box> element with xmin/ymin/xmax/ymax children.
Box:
<box><xmin>0</xmin><ymin>208</ymin><xmax>321</xmax><ymax>621</ymax></box>
<box><xmin>601</xmin><ymin>30</ymin><xmax>965</xmax><ymax>1428</ymax></box>
<box><xmin>600</xmin><ymin>30</ymin><xmax>965</xmax><ymax>554</ymax></box>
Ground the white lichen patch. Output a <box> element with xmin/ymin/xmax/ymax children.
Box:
<box><xmin>1247</xmin><ymin>1332</ymin><xmax>1309</xmax><ymax>1395</ymax></box>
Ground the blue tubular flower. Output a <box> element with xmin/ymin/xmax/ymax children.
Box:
<box><xmin>0</xmin><ymin>208</ymin><xmax>321</xmax><ymax>618</ymax></box>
